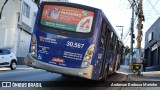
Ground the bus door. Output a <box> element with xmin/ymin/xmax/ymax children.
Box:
<box><xmin>98</xmin><ymin>18</ymin><xmax>109</xmax><ymax>79</ymax></box>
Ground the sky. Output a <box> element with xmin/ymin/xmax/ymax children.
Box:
<box><xmin>69</xmin><ymin>0</ymin><xmax>160</xmax><ymax>48</ymax></box>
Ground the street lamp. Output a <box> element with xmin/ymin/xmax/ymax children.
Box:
<box><xmin>116</xmin><ymin>25</ymin><xmax>124</xmax><ymax>40</ymax></box>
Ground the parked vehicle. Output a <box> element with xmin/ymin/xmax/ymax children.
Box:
<box><xmin>0</xmin><ymin>49</ymin><xmax>17</xmax><ymax>70</ymax></box>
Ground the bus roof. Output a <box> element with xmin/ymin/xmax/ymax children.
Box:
<box><xmin>41</xmin><ymin>1</ymin><xmax>99</xmax><ymax>11</ymax></box>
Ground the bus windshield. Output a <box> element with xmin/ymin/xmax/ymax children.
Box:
<box><xmin>40</xmin><ymin>5</ymin><xmax>95</xmax><ymax>33</ymax></box>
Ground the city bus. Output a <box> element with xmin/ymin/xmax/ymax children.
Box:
<box><xmin>25</xmin><ymin>1</ymin><xmax>124</xmax><ymax>81</ymax></box>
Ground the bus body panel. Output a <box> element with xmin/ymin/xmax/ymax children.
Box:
<box><xmin>25</xmin><ymin>53</ymin><xmax>94</xmax><ymax>79</ymax></box>
<box><xmin>36</xmin><ymin>29</ymin><xmax>93</xmax><ymax>68</ymax></box>
<box><xmin>25</xmin><ymin>2</ymin><xmax>124</xmax><ymax>80</ymax></box>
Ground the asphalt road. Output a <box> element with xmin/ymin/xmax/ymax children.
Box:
<box><xmin>0</xmin><ymin>65</ymin><xmax>128</xmax><ymax>90</ymax></box>
<box><xmin>0</xmin><ymin>66</ymin><xmax>128</xmax><ymax>81</ymax></box>
<box><xmin>1</xmin><ymin>65</ymin><xmax>160</xmax><ymax>90</ymax></box>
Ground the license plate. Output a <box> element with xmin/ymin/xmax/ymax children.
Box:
<box><xmin>52</xmin><ymin>58</ymin><xmax>64</xmax><ymax>63</ymax></box>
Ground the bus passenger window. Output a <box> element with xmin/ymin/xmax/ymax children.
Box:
<box><xmin>111</xmin><ymin>32</ymin><xmax>113</xmax><ymax>38</ymax></box>
<box><xmin>100</xmin><ymin>19</ymin><xmax>107</xmax><ymax>36</ymax></box>
<box><xmin>99</xmin><ymin>19</ymin><xmax>107</xmax><ymax>49</ymax></box>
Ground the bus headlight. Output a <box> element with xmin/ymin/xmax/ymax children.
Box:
<box><xmin>85</xmin><ymin>55</ymin><xmax>91</xmax><ymax>60</ymax></box>
<box><xmin>31</xmin><ymin>51</ymin><xmax>36</xmax><ymax>55</ymax></box>
<box><xmin>32</xmin><ymin>45</ymin><xmax>36</xmax><ymax>50</ymax></box>
<box><xmin>84</xmin><ymin>61</ymin><xmax>90</xmax><ymax>66</ymax></box>
<box><xmin>81</xmin><ymin>44</ymin><xmax>95</xmax><ymax>68</ymax></box>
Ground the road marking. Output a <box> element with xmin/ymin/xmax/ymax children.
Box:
<box><xmin>17</xmin><ymin>67</ymin><xmax>35</xmax><ymax>70</ymax></box>
<box><xmin>0</xmin><ymin>67</ymin><xmax>35</xmax><ymax>70</ymax></box>
<box><xmin>142</xmin><ymin>71</ymin><xmax>160</xmax><ymax>74</ymax></box>
<box><xmin>0</xmin><ymin>68</ymin><xmax>10</xmax><ymax>70</ymax></box>
<box><xmin>117</xmin><ymin>71</ymin><xmax>132</xmax><ymax>75</ymax></box>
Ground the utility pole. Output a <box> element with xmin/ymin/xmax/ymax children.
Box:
<box><xmin>116</xmin><ymin>26</ymin><xmax>124</xmax><ymax>40</ymax></box>
<box><xmin>136</xmin><ymin>0</ymin><xmax>143</xmax><ymax>63</ymax></box>
<box><xmin>130</xmin><ymin>0</ymin><xmax>135</xmax><ymax>69</ymax></box>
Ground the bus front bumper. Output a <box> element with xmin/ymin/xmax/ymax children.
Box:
<box><xmin>24</xmin><ymin>54</ymin><xmax>93</xmax><ymax>79</ymax></box>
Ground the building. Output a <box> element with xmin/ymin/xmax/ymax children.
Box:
<box><xmin>0</xmin><ymin>0</ymin><xmax>69</xmax><ymax>64</ymax></box>
<box><xmin>0</xmin><ymin>0</ymin><xmax>38</xmax><ymax>64</ymax></box>
<box><xmin>144</xmin><ymin>17</ymin><xmax>160</xmax><ymax>67</ymax></box>
<box><xmin>122</xmin><ymin>48</ymin><xmax>144</xmax><ymax>65</ymax></box>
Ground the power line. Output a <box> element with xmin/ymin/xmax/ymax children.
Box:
<box><xmin>123</xmin><ymin>15</ymin><xmax>138</xmax><ymax>41</ymax></box>
<box><xmin>153</xmin><ymin>0</ymin><xmax>159</xmax><ymax>7</ymax></box>
<box><xmin>124</xmin><ymin>34</ymin><xmax>130</xmax><ymax>44</ymax></box>
<box><xmin>128</xmin><ymin>0</ymin><xmax>139</xmax><ymax>15</ymax></box>
<box><xmin>147</xmin><ymin>0</ymin><xmax>160</xmax><ymax>16</ymax></box>
<box><xmin>123</xmin><ymin>30</ymin><xmax>130</xmax><ymax>40</ymax></box>
<box><xmin>123</xmin><ymin>0</ymin><xmax>139</xmax><ymax>41</ymax></box>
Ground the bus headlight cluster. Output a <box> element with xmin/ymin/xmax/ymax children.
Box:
<box><xmin>81</xmin><ymin>44</ymin><xmax>95</xmax><ymax>68</ymax></box>
<box><xmin>30</xmin><ymin>34</ymin><xmax>37</xmax><ymax>58</ymax></box>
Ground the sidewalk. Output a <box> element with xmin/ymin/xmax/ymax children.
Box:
<box><xmin>118</xmin><ymin>65</ymin><xmax>133</xmax><ymax>74</ymax></box>
<box><xmin>118</xmin><ymin>65</ymin><xmax>160</xmax><ymax>90</ymax></box>
<box><xmin>119</xmin><ymin>65</ymin><xmax>160</xmax><ymax>81</ymax></box>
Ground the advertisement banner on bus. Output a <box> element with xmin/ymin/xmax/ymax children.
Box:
<box><xmin>40</xmin><ymin>5</ymin><xmax>94</xmax><ymax>33</ymax></box>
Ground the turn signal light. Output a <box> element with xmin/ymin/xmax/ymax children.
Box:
<box><xmin>32</xmin><ymin>40</ymin><xmax>36</xmax><ymax>44</ymax></box>
<box><xmin>87</xmin><ymin>50</ymin><xmax>92</xmax><ymax>55</ymax></box>
<box><xmin>83</xmin><ymin>73</ymin><xmax>88</xmax><ymax>75</ymax></box>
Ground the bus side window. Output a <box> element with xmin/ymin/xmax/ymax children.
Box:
<box><xmin>109</xmin><ymin>31</ymin><xmax>114</xmax><ymax>51</ymax></box>
<box><xmin>101</xmin><ymin>21</ymin><xmax>106</xmax><ymax>37</ymax></box>
<box><xmin>114</xmin><ymin>37</ymin><xmax>118</xmax><ymax>53</ymax></box>
<box><xmin>99</xmin><ymin>19</ymin><xmax>107</xmax><ymax>48</ymax></box>
<box><xmin>106</xmin><ymin>27</ymin><xmax>111</xmax><ymax>50</ymax></box>
<box><xmin>120</xmin><ymin>43</ymin><xmax>123</xmax><ymax>54</ymax></box>
<box><xmin>118</xmin><ymin>41</ymin><xmax>121</xmax><ymax>54</ymax></box>
<box><xmin>112</xmin><ymin>34</ymin><xmax>115</xmax><ymax>51</ymax></box>
<box><xmin>113</xmin><ymin>34</ymin><xmax>117</xmax><ymax>52</ymax></box>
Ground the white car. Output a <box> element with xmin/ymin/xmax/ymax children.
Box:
<box><xmin>0</xmin><ymin>49</ymin><xmax>17</xmax><ymax>70</ymax></box>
